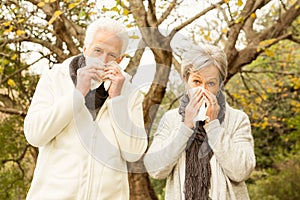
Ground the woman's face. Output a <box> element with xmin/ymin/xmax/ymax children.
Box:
<box><xmin>187</xmin><ymin>64</ymin><xmax>220</xmax><ymax>95</ymax></box>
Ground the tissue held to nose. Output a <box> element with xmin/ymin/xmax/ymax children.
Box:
<box><xmin>86</xmin><ymin>57</ymin><xmax>111</xmax><ymax>91</ymax></box>
<box><xmin>189</xmin><ymin>87</ymin><xmax>209</xmax><ymax>122</ymax></box>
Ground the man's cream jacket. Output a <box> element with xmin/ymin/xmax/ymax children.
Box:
<box><xmin>24</xmin><ymin>57</ymin><xmax>148</xmax><ymax>200</ymax></box>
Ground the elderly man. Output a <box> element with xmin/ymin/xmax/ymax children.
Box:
<box><xmin>24</xmin><ymin>18</ymin><xmax>147</xmax><ymax>200</ymax></box>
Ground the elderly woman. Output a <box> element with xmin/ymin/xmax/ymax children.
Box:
<box><xmin>144</xmin><ymin>44</ymin><xmax>256</xmax><ymax>200</ymax></box>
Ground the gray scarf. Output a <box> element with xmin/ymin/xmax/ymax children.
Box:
<box><xmin>178</xmin><ymin>89</ymin><xmax>225</xmax><ymax>200</ymax></box>
<box><xmin>69</xmin><ymin>54</ymin><xmax>109</xmax><ymax>120</ymax></box>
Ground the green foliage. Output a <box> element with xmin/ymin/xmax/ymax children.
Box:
<box><xmin>226</xmin><ymin>40</ymin><xmax>300</xmax><ymax>169</ymax></box>
<box><xmin>248</xmin><ymin>153</ymin><xmax>300</xmax><ymax>200</ymax></box>
<box><xmin>150</xmin><ymin>178</ymin><xmax>166</xmax><ymax>200</ymax></box>
<box><xmin>0</xmin><ymin>116</ymin><xmax>35</xmax><ymax>199</ymax></box>
<box><xmin>227</xmin><ymin>39</ymin><xmax>300</xmax><ymax>199</ymax></box>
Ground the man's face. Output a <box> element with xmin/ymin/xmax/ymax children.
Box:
<box><xmin>83</xmin><ymin>30</ymin><xmax>124</xmax><ymax>64</ymax></box>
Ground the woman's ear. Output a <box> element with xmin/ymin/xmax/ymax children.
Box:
<box><xmin>185</xmin><ymin>83</ymin><xmax>191</xmax><ymax>97</ymax></box>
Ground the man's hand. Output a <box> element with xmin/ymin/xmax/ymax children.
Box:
<box><xmin>76</xmin><ymin>66</ymin><xmax>104</xmax><ymax>96</ymax></box>
<box><xmin>103</xmin><ymin>62</ymin><xmax>125</xmax><ymax>98</ymax></box>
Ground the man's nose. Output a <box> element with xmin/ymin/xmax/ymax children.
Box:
<box><xmin>98</xmin><ymin>53</ymin><xmax>109</xmax><ymax>64</ymax></box>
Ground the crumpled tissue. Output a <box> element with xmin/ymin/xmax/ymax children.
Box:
<box><xmin>85</xmin><ymin>57</ymin><xmax>112</xmax><ymax>91</ymax></box>
<box><xmin>189</xmin><ymin>87</ymin><xmax>209</xmax><ymax>123</ymax></box>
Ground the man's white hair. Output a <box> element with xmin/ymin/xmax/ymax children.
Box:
<box><xmin>84</xmin><ymin>18</ymin><xmax>129</xmax><ymax>54</ymax></box>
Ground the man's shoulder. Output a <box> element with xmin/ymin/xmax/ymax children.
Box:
<box><xmin>50</xmin><ymin>56</ymin><xmax>74</xmax><ymax>74</ymax></box>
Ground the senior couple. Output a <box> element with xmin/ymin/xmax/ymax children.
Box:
<box><xmin>24</xmin><ymin>18</ymin><xmax>255</xmax><ymax>200</ymax></box>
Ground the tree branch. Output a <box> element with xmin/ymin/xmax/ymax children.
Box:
<box><xmin>125</xmin><ymin>39</ymin><xmax>146</xmax><ymax>78</ymax></box>
<box><xmin>259</xmin><ymin>0</ymin><xmax>300</xmax><ymax>41</ymax></box>
<box><xmin>0</xmin><ymin>106</ymin><xmax>26</xmax><ymax>117</ymax></box>
<box><xmin>146</xmin><ymin>0</ymin><xmax>157</xmax><ymax>26</ymax></box>
<box><xmin>170</xmin><ymin>0</ymin><xmax>225</xmax><ymax>37</ymax></box>
<box><xmin>156</xmin><ymin>0</ymin><xmax>177</xmax><ymax>26</ymax></box>
<box><xmin>129</xmin><ymin>0</ymin><xmax>148</xmax><ymax>27</ymax></box>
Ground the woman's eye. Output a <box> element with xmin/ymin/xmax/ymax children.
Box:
<box><xmin>207</xmin><ymin>82</ymin><xmax>216</xmax><ymax>87</ymax></box>
<box><xmin>193</xmin><ymin>80</ymin><xmax>202</xmax><ymax>86</ymax></box>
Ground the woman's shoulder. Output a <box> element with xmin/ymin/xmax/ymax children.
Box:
<box><xmin>225</xmin><ymin>104</ymin><xmax>250</xmax><ymax>123</ymax></box>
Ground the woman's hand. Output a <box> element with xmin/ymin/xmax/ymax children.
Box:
<box><xmin>184</xmin><ymin>87</ymin><xmax>220</xmax><ymax>128</ymax></box>
<box><xmin>202</xmin><ymin>89</ymin><xmax>220</xmax><ymax>123</ymax></box>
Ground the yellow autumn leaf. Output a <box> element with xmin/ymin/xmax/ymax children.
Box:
<box><xmin>17</xmin><ymin>19</ymin><xmax>25</xmax><ymax>23</ymax></box>
<box><xmin>3</xmin><ymin>21</ymin><xmax>11</xmax><ymax>26</ymax></box>
<box><xmin>50</xmin><ymin>0</ymin><xmax>56</xmax><ymax>2</ymax></box>
<box><xmin>126</xmin><ymin>24</ymin><xmax>134</xmax><ymax>28</ymax></box>
<box><xmin>250</xmin><ymin>13</ymin><xmax>256</xmax><ymax>19</ymax></box>
<box><xmin>204</xmin><ymin>32</ymin><xmax>211</xmax><ymax>41</ymax></box>
<box><xmin>236</xmin><ymin>0</ymin><xmax>243</xmax><ymax>6</ymax></box>
<box><xmin>264</xmin><ymin>49</ymin><xmax>274</xmax><ymax>57</ymax></box>
<box><xmin>4</xmin><ymin>26</ymin><xmax>13</xmax><ymax>34</ymax></box>
<box><xmin>259</xmin><ymin>39</ymin><xmax>276</xmax><ymax>47</ymax></box>
<box><xmin>37</xmin><ymin>2</ymin><xmax>45</xmax><ymax>7</ymax></box>
<box><xmin>7</xmin><ymin>79</ymin><xmax>16</xmax><ymax>87</ymax></box>
<box><xmin>254</xmin><ymin>97</ymin><xmax>262</xmax><ymax>104</ymax></box>
<box><xmin>235</xmin><ymin>17</ymin><xmax>244</xmax><ymax>24</ymax></box>
<box><xmin>11</xmin><ymin>54</ymin><xmax>18</xmax><ymax>60</ymax></box>
<box><xmin>87</xmin><ymin>11</ymin><xmax>97</xmax><ymax>16</ymax></box>
<box><xmin>129</xmin><ymin>35</ymin><xmax>140</xmax><ymax>39</ymax></box>
<box><xmin>224</xmin><ymin>0</ymin><xmax>230</xmax><ymax>3</ymax></box>
<box><xmin>221</xmin><ymin>28</ymin><xmax>228</xmax><ymax>33</ymax></box>
<box><xmin>53</xmin><ymin>10</ymin><xmax>62</xmax><ymax>17</ymax></box>
<box><xmin>102</xmin><ymin>7</ymin><xmax>109</xmax><ymax>12</ymax></box>
<box><xmin>16</xmin><ymin>30</ymin><xmax>26</xmax><ymax>36</ymax></box>
<box><xmin>3</xmin><ymin>59</ymin><xmax>9</xmax><ymax>65</ymax></box>
<box><xmin>123</xmin><ymin>9</ymin><xmax>130</xmax><ymax>16</ymax></box>
<box><xmin>68</xmin><ymin>3</ymin><xmax>78</xmax><ymax>9</ymax></box>
<box><xmin>48</xmin><ymin>10</ymin><xmax>62</xmax><ymax>24</ymax></box>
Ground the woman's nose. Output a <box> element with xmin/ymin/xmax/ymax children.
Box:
<box><xmin>201</xmin><ymin>83</ymin><xmax>207</xmax><ymax>89</ymax></box>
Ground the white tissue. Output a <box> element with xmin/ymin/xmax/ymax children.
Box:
<box><xmin>85</xmin><ymin>57</ymin><xmax>111</xmax><ymax>91</ymax></box>
<box><xmin>194</xmin><ymin>102</ymin><xmax>208</xmax><ymax>122</ymax></box>
<box><xmin>189</xmin><ymin>87</ymin><xmax>209</xmax><ymax>123</ymax></box>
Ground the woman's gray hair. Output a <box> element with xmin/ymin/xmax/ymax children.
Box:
<box><xmin>181</xmin><ymin>44</ymin><xmax>228</xmax><ymax>84</ymax></box>
<box><xmin>84</xmin><ymin>18</ymin><xmax>129</xmax><ymax>54</ymax></box>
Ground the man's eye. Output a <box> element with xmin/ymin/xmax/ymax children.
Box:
<box><xmin>109</xmin><ymin>53</ymin><xmax>117</xmax><ymax>58</ymax></box>
<box><xmin>94</xmin><ymin>48</ymin><xmax>102</xmax><ymax>53</ymax></box>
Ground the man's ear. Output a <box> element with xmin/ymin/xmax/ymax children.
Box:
<box><xmin>83</xmin><ymin>45</ymin><xmax>87</xmax><ymax>57</ymax></box>
<box><xmin>115</xmin><ymin>55</ymin><xmax>125</xmax><ymax>64</ymax></box>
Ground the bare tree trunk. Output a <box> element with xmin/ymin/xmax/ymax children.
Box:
<box><xmin>128</xmin><ymin>46</ymin><xmax>173</xmax><ymax>199</ymax></box>
<box><xmin>128</xmin><ymin>160</ymin><xmax>158</xmax><ymax>200</ymax></box>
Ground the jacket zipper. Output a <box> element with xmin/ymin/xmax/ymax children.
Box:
<box><xmin>85</xmin><ymin>122</ymin><xmax>97</xmax><ymax>200</ymax></box>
